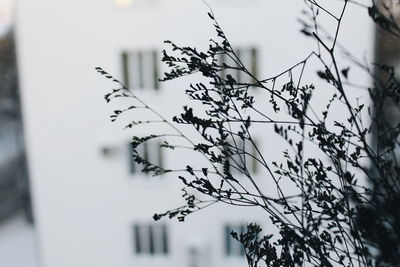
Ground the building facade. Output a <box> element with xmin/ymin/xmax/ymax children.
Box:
<box><xmin>15</xmin><ymin>1</ymin><xmax>373</xmax><ymax>266</ymax></box>
<box><xmin>0</xmin><ymin>31</ymin><xmax>31</xmax><ymax>224</ymax></box>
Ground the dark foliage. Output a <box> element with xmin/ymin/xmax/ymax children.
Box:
<box><xmin>100</xmin><ymin>0</ymin><xmax>400</xmax><ymax>266</ymax></box>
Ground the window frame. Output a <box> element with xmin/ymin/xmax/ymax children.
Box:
<box><xmin>122</xmin><ymin>50</ymin><xmax>160</xmax><ymax>91</ymax></box>
<box><xmin>224</xmin><ymin>223</ymin><xmax>246</xmax><ymax>257</ymax></box>
<box><xmin>128</xmin><ymin>140</ymin><xmax>163</xmax><ymax>176</ymax></box>
<box><xmin>132</xmin><ymin>223</ymin><xmax>169</xmax><ymax>256</ymax></box>
<box><xmin>218</xmin><ymin>46</ymin><xmax>259</xmax><ymax>84</ymax></box>
<box><xmin>225</xmin><ymin>137</ymin><xmax>259</xmax><ymax>176</ymax></box>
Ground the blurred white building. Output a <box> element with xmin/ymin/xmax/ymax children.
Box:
<box><xmin>0</xmin><ymin>0</ymin><xmax>13</xmax><ymax>36</ymax></box>
<box><xmin>14</xmin><ymin>0</ymin><xmax>373</xmax><ymax>267</ymax></box>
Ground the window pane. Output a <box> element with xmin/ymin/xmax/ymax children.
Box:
<box><xmin>228</xmin><ymin>137</ymin><xmax>259</xmax><ymax>176</ymax></box>
<box><xmin>129</xmin><ymin>142</ymin><xmax>148</xmax><ymax>175</ymax></box>
<box><xmin>129</xmin><ymin>143</ymin><xmax>136</xmax><ymax>174</ymax></box>
<box><xmin>239</xmin><ymin>225</ymin><xmax>246</xmax><ymax>256</ymax></box>
<box><xmin>224</xmin><ymin>225</ymin><xmax>231</xmax><ymax>255</ymax></box>
<box><xmin>127</xmin><ymin>52</ymin><xmax>141</xmax><ymax>90</ymax></box>
<box><xmin>235</xmin><ymin>49</ymin><xmax>242</xmax><ymax>82</ymax></box>
<box><xmin>158</xmin><ymin>141</ymin><xmax>163</xmax><ymax>170</ymax></box>
<box><xmin>220</xmin><ymin>51</ymin><xmax>240</xmax><ymax>82</ymax></box>
<box><xmin>224</xmin><ymin>224</ymin><xmax>245</xmax><ymax>257</ymax></box>
<box><xmin>140</xmin><ymin>224</ymin><xmax>150</xmax><ymax>254</ymax></box>
<box><xmin>132</xmin><ymin>223</ymin><xmax>168</xmax><ymax>256</ymax></box>
<box><xmin>129</xmin><ymin>141</ymin><xmax>165</xmax><ymax>176</ymax></box>
<box><xmin>162</xmin><ymin>224</ymin><xmax>169</xmax><ymax>254</ymax></box>
<box><xmin>122</xmin><ymin>52</ymin><xmax>129</xmax><ymax>88</ymax></box>
<box><xmin>142</xmin><ymin>143</ymin><xmax>149</xmax><ymax>174</ymax></box>
<box><xmin>146</xmin><ymin>142</ymin><xmax>158</xmax><ymax>167</ymax></box>
<box><xmin>137</xmin><ymin>52</ymin><xmax>144</xmax><ymax>88</ymax></box>
<box><xmin>142</xmin><ymin>51</ymin><xmax>154</xmax><ymax>89</ymax></box>
<box><xmin>148</xmin><ymin>224</ymin><xmax>155</xmax><ymax>255</ymax></box>
<box><xmin>218</xmin><ymin>53</ymin><xmax>227</xmax><ymax>79</ymax></box>
<box><xmin>228</xmin><ymin>138</ymin><xmax>247</xmax><ymax>175</ymax></box>
<box><xmin>251</xmin><ymin>47</ymin><xmax>258</xmax><ymax>79</ymax></box>
<box><xmin>133</xmin><ymin>224</ymin><xmax>141</xmax><ymax>254</ymax></box>
<box><xmin>153</xmin><ymin>51</ymin><xmax>159</xmax><ymax>90</ymax></box>
<box><xmin>218</xmin><ymin>47</ymin><xmax>259</xmax><ymax>85</ymax></box>
<box><xmin>231</xmin><ymin>225</ymin><xmax>241</xmax><ymax>256</ymax></box>
<box><xmin>152</xmin><ymin>223</ymin><xmax>168</xmax><ymax>254</ymax></box>
<box><xmin>251</xmin><ymin>139</ymin><xmax>258</xmax><ymax>174</ymax></box>
<box><xmin>122</xmin><ymin>50</ymin><xmax>159</xmax><ymax>90</ymax></box>
<box><xmin>238</xmin><ymin>48</ymin><xmax>252</xmax><ymax>84</ymax></box>
<box><xmin>153</xmin><ymin>224</ymin><xmax>162</xmax><ymax>254</ymax></box>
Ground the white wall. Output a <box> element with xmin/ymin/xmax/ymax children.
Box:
<box><xmin>15</xmin><ymin>0</ymin><xmax>373</xmax><ymax>266</ymax></box>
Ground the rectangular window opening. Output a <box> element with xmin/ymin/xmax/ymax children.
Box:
<box><xmin>128</xmin><ymin>141</ymin><xmax>163</xmax><ymax>176</ymax></box>
<box><xmin>121</xmin><ymin>50</ymin><xmax>160</xmax><ymax>91</ymax></box>
<box><xmin>225</xmin><ymin>137</ymin><xmax>259</xmax><ymax>176</ymax></box>
<box><xmin>224</xmin><ymin>223</ymin><xmax>246</xmax><ymax>257</ymax></box>
<box><xmin>217</xmin><ymin>47</ymin><xmax>259</xmax><ymax>85</ymax></box>
<box><xmin>132</xmin><ymin>223</ymin><xmax>169</xmax><ymax>256</ymax></box>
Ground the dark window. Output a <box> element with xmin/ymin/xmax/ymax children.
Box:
<box><xmin>226</xmin><ymin>137</ymin><xmax>259</xmax><ymax>176</ymax></box>
<box><xmin>128</xmin><ymin>141</ymin><xmax>163</xmax><ymax>175</ymax></box>
<box><xmin>122</xmin><ymin>50</ymin><xmax>159</xmax><ymax>90</ymax></box>
<box><xmin>134</xmin><ymin>224</ymin><xmax>142</xmax><ymax>254</ymax></box>
<box><xmin>224</xmin><ymin>224</ymin><xmax>246</xmax><ymax>257</ymax></box>
<box><xmin>162</xmin><ymin>224</ymin><xmax>169</xmax><ymax>254</ymax></box>
<box><xmin>132</xmin><ymin>223</ymin><xmax>169</xmax><ymax>255</ymax></box>
<box><xmin>218</xmin><ymin>47</ymin><xmax>259</xmax><ymax>84</ymax></box>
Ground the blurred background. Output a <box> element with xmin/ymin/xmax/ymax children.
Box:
<box><xmin>0</xmin><ymin>0</ymin><xmax>397</xmax><ymax>267</ymax></box>
<box><xmin>0</xmin><ymin>0</ymin><xmax>37</xmax><ymax>266</ymax></box>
